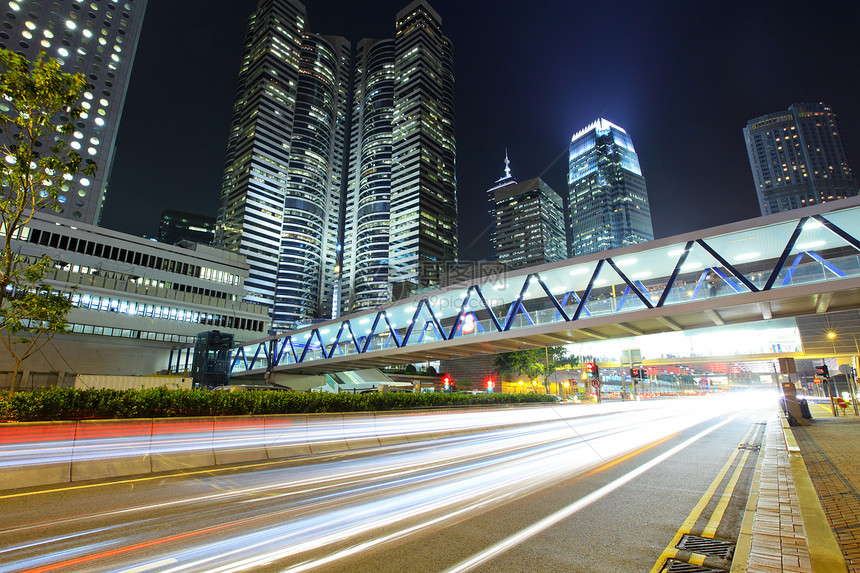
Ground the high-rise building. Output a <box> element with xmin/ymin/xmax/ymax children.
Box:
<box><xmin>218</xmin><ymin>0</ymin><xmax>455</xmax><ymax>326</ymax></box>
<box><xmin>271</xmin><ymin>33</ymin><xmax>350</xmax><ymax>330</ymax></box>
<box><xmin>158</xmin><ymin>210</ymin><xmax>215</xmax><ymax>246</ymax></box>
<box><xmin>743</xmin><ymin>102</ymin><xmax>859</xmax><ymax>215</ymax></box>
<box><xmin>387</xmin><ymin>0</ymin><xmax>457</xmax><ymax>288</ymax></box>
<box><xmin>216</xmin><ymin>0</ymin><xmax>306</xmax><ymax>313</ymax></box>
<box><xmin>0</xmin><ymin>0</ymin><xmax>148</xmax><ymax>226</ymax></box>
<box><xmin>567</xmin><ymin>118</ymin><xmax>653</xmax><ymax>257</ymax></box>
<box><xmin>488</xmin><ymin>155</ymin><xmax>566</xmax><ymax>268</ymax></box>
<box><xmin>341</xmin><ymin>38</ymin><xmax>395</xmax><ymax>313</ymax></box>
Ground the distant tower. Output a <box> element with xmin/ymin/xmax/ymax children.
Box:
<box><xmin>388</xmin><ymin>0</ymin><xmax>457</xmax><ymax>287</ymax></box>
<box><xmin>0</xmin><ymin>0</ymin><xmax>148</xmax><ymax>225</ymax></box>
<box><xmin>489</xmin><ymin>155</ymin><xmax>566</xmax><ymax>268</ymax></box>
<box><xmin>158</xmin><ymin>210</ymin><xmax>215</xmax><ymax>246</ymax></box>
<box><xmin>744</xmin><ymin>102</ymin><xmax>859</xmax><ymax>215</ymax></box>
<box><xmin>486</xmin><ymin>150</ymin><xmax>516</xmax><ymax>255</ymax></box>
<box><xmin>567</xmin><ymin>119</ymin><xmax>653</xmax><ymax>257</ymax></box>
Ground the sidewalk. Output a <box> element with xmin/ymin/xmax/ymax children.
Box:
<box><xmin>791</xmin><ymin>403</ymin><xmax>860</xmax><ymax>572</ymax></box>
<box><xmin>738</xmin><ymin>401</ymin><xmax>859</xmax><ymax>573</ymax></box>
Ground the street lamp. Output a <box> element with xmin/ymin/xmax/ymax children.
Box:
<box><xmin>826</xmin><ymin>331</ymin><xmax>859</xmax><ymax>416</ymax></box>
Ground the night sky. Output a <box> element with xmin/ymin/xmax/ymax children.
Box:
<box><xmin>100</xmin><ymin>0</ymin><xmax>860</xmax><ymax>261</ymax></box>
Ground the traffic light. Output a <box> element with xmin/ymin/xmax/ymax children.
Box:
<box><xmin>631</xmin><ymin>368</ymin><xmax>640</xmax><ymax>379</ymax></box>
<box><xmin>442</xmin><ymin>375</ymin><xmax>452</xmax><ymax>391</ymax></box>
<box><xmin>584</xmin><ymin>362</ymin><xmax>598</xmax><ymax>380</ymax></box>
<box><xmin>485</xmin><ymin>378</ymin><xmax>495</xmax><ymax>393</ymax></box>
<box><xmin>814</xmin><ymin>364</ymin><xmax>830</xmax><ymax>378</ymax></box>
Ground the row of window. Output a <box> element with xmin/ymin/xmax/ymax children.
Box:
<box><xmin>68</xmin><ymin>323</ymin><xmax>196</xmax><ymax>345</ymax></box>
<box><xmin>70</xmin><ymin>292</ymin><xmax>265</xmax><ymax>333</ymax></box>
<box><xmin>25</xmin><ymin>226</ymin><xmax>240</xmax><ymax>285</ymax></box>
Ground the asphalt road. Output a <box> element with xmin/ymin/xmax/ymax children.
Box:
<box><xmin>0</xmin><ymin>394</ymin><xmax>775</xmax><ymax>572</ymax></box>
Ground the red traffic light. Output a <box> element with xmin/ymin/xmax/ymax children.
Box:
<box><xmin>814</xmin><ymin>364</ymin><xmax>829</xmax><ymax>377</ymax></box>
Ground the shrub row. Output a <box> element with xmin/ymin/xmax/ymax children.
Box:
<box><xmin>0</xmin><ymin>387</ymin><xmax>557</xmax><ymax>422</ymax></box>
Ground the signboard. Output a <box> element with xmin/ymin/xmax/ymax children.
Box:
<box><xmin>591</xmin><ymin>379</ymin><xmax>600</xmax><ymax>388</ymax></box>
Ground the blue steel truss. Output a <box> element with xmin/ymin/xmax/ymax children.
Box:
<box><xmin>227</xmin><ymin>204</ymin><xmax>860</xmax><ymax>374</ymax></box>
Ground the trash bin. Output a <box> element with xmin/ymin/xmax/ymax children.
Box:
<box><xmin>798</xmin><ymin>397</ymin><xmax>811</xmax><ymax>419</ymax></box>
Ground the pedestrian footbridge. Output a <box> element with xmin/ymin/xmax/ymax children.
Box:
<box><xmin>227</xmin><ymin>197</ymin><xmax>860</xmax><ymax>376</ymax></box>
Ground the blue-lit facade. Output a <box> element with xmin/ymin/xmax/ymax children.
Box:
<box><xmin>568</xmin><ymin>119</ymin><xmax>653</xmax><ymax>257</ymax></box>
<box><xmin>744</xmin><ymin>102</ymin><xmax>859</xmax><ymax>216</ymax></box>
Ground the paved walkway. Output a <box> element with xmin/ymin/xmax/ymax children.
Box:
<box><xmin>735</xmin><ymin>399</ymin><xmax>860</xmax><ymax>573</ymax></box>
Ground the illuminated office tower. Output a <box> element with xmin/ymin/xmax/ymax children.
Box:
<box><xmin>388</xmin><ymin>0</ymin><xmax>457</xmax><ymax>287</ymax></box>
<box><xmin>490</xmin><ymin>160</ymin><xmax>566</xmax><ymax>269</ymax></box>
<box><xmin>341</xmin><ymin>38</ymin><xmax>395</xmax><ymax>313</ymax></box>
<box><xmin>486</xmin><ymin>151</ymin><xmax>517</xmax><ymax>256</ymax></box>
<box><xmin>0</xmin><ymin>0</ymin><xmax>148</xmax><ymax>225</ymax></box>
<box><xmin>217</xmin><ymin>0</ymin><xmax>306</xmax><ymax>310</ymax></box>
<box><xmin>271</xmin><ymin>34</ymin><xmax>350</xmax><ymax>330</ymax></box>
<box><xmin>744</xmin><ymin>102</ymin><xmax>859</xmax><ymax>215</ymax></box>
<box><xmin>567</xmin><ymin>119</ymin><xmax>653</xmax><ymax>257</ymax></box>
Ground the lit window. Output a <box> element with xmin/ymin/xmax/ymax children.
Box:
<box><xmin>70</xmin><ymin>141</ymin><xmax>81</xmax><ymax>150</ymax></box>
<box><xmin>24</xmin><ymin>21</ymin><xmax>35</xmax><ymax>30</ymax></box>
<box><xmin>58</xmin><ymin>47</ymin><xmax>69</xmax><ymax>57</ymax></box>
<box><xmin>80</xmin><ymin>177</ymin><xmax>90</xmax><ymax>186</ymax></box>
<box><xmin>66</xmin><ymin>20</ymin><xmax>76</xmax><ymax>30</ymax></box>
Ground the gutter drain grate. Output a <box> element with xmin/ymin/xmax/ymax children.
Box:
<box><xmin>738</xmin><ymin>443</ymin><xmax>761</xmax><ymax>451</ymax></box>
<box><xmin>677</xmin><ymin>534</ymin><xmax>735</xmax><ymax>559</ymax></box>
<box><xmin>661</xmin><ymin>560</ymin><xmax>726</xmax><ymax>572</ymax></box>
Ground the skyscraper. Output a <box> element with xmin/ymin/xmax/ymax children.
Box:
<box><xmin>387</xmin><ymin>0</ymin><xmax>457</xmax><ymax>287</ymax></box>
<box><xmin>567</xmin><ymin>119</ymin><xmax>653</xmax><ymax>257</ymax></box>
<box><xmin>0</xmin><ymin>0</ymin><xmax>148</xmax><ymax>226</ymax></box>
<box><xmin>217</xmin><ymin>0</ymin><xmax>306</xmax><ymax>312</ymax></box>
<box><xmin>217</xmin><ymin>0</ymin><xmax>455</xmax><ymax>328</ymax></box>
<box><xmin>744</xmin><ymin>102</ymin><xmax>859</xmax><ymax>215</ymax></box>
<box><xmin>488</xmin><ymin>155</ymin><xmax>566</xmax><ymax>269</ymax></box>
<box><xmin>271</xmin><ymin>33</ymin><xmax>350</xmax><ymax>330</ymax></box>
<box><xmin>341</xmin><ymin>38</ymin><xmax>395</xmax><ymax>313</ymax></box>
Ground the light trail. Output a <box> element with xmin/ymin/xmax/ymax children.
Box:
<box><xmin>0</xmin><ymin>395</ymin><xmax>770</xmax><ymax>573</ymax></box>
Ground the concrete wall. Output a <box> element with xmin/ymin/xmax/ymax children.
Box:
<box><xmin>0</xmin><ymin>334</ymin><xmax>175</xmax><ymax>390</ymax></box>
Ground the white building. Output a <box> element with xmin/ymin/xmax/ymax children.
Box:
<box><xmin>2</xmin><ymin>212</ymin><xmax>268</xmax><ymax>384</ymax></box>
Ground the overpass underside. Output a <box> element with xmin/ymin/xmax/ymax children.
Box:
<box><xmin>230</xmin><ymin>198</ymin><xmax>860</xmax><ymax>377</ymax></box>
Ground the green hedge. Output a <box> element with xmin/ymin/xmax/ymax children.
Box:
<box><xmin>0</xmin><ymin>387</ymin><xmax>557</xmax><ymax>422</ymax></box>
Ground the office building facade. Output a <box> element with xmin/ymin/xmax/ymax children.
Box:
<box><xmin>567</xmin><ymin>118</ymin><xmax>653</xmax><ymax>257</ymax></box>
<box><xmin>488</xmin><ymin>156</ymin><xmax>567</xmax><ymax>268</ymax></box>
<box><xmin>0</xmin><ymin>0</ymin><xmax>148</xmax><ymax>226</ymax></box>
<box><xmin>744</xmin><ymin>102</ymin><xmax>859</xmax><ymax>215</ymax></box>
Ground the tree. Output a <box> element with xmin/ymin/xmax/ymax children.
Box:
<box><xmin>0</xmin><ymin>49</ymin><xmax>95</xmax><ymax>396</ymax></box>
<box><xmin>494</xmin><ymin>346</ymin><xmax>576</xmax><ymax>393</ymax></box>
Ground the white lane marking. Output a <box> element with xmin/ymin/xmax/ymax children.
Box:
<box><xmin>116</xmin><ymin>558</ymin><xmax>178</xmax><ymax>572</ymax></box>
<box><xmin>444</xmin><ymin>414</ymin><xmax>739</xmax><ymax>573</ymax></box>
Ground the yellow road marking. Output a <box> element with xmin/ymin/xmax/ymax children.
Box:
<box><xmin>702</xmin><ymin>449</ymin><xmax>750</xmax><ymax>537</ymax></box>
<box><xmin>648</xmin><ymin>424</ymin><xmax>756</xmax><ymax>573</ymax></box>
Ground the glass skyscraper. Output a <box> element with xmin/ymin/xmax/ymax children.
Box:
<box><xmin>217</xmin><ymin>0</ymin><xmax>456</xmax><ymax>329</ymax></box>
<box><xmin>567</xmin><ymin>119</ymin><xmax>653</xmax><ymax>257</ymax></box>
<box><xmin>341</xmin><ymin>38</ymin><xmax>395</xmax><ymax>313</ymax></box>
<box><xmin>744</xmin><ymin>102</ymin><xmax>859</xmax><ymax>215</ymax></box>
<box><xmin>0</xmin><ymin>0</ymin><xmax>148</xmax><ymax>226</ymax></box>
<box><xmin>387</xmin><ymin>0</ymin><xmax>457</xmax><ymax>288</ymax></box>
